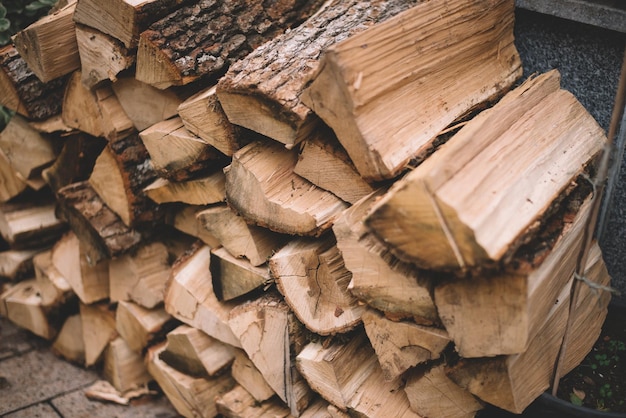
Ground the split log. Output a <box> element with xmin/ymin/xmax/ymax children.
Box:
<box><xmin>332</xmin><ymin>190</ymin><xmax>437</xmax><ymax>322</ymax></box>
<box><xmin>146</xmin><ymin>342</ymin><xmax>236</xmax><ymax>418</ymax></box>
<box><xmin>404</xmin><ymin>364</ymin><xmax>483</xmax><ymax>418</ymax></box>
<box><xmin>0</xmin><ymin>149</ymin><xmax>27</xmax><ymax>201</ymax></box>
<box><xmin>434</xmin><ymin>194</ymin><xmax>592</xmax><ymax>357</ymax></box>
<box><xmin>216</xmin><ymin>385</ymin><xmax>291</xmax><ymax>418</ymax></box>
<box><xmin>365</xmin><ymin>70</ymin><xmax>606</xmax><ymax>271</ymax></box>
<box><xmin>0</xmin><ymin>199</ymin><xmax>66</xmax><ymax>249</ymax></box>
<box><xmin>167</xmin><ymin>204</ymin><xmax>221</xmax><ymax>248</ymax></box>
<box><xmin>159</xmin><ymin>325</ymin><xmax>235</xmax><ymax>377</ymax></box>
<box><xmin>139</xmin><ymin>117</ymin><xmax>228</xmax><ymax>182</ymax></box>
<box><xmin>0</xmin><ymin>248</ymin><xmax>44</xmax><ymax>281</ymax></box>
<box><xmin>75</xmin><ymin>24</ymin><xmax>135</xmax><ymax>89</ymax></box>
<box><xmin>143</xmin><ymin>172</ymin><xmax>225</xmax><ymax>205</ymax></box>
<box><xmin>294</xmin><ymin>132</ymin><xmax>374</xmax><ymax>204</ymax></box>
<box><xmin>0</xmin><ymin>45</ymin><xmax>67</xmax><ymax>120</ymax></box>
<box><xmin>225</xmin><ymin>140</ymin><xmax>347</xmax><ymax>236</ymax></box>
<box><xmin>52</xmin><ymin>314</ymin><xmax>85</xmax><ymax>364</ymax></box>
<box><xmin>302</xmin><ymin>0</ymin><xmax>521</xmax><ymax>181</ymax></box>
<box><xmin>103</xmin><ymin>337</ymin><xmax>152</xmax><ymax>392</ymax></box>
<box><xmin>210</xmin><ymin>246</ymin><xmax>271</xmax><ymax>301</ymax></box>
<box><xmin>51</xmin><ymin>232</ymin><xmax>109</xmax><ymax>304</ymax></box>
<box><xmin>89</xmin><ymin>133</ymin><xmax>161</xmax><ymax>227</ymax></box>
<box><xmin>216</xmin><ymin>0</ymin><xmax>421</xmax><ymax>148</ymax></box>
<box><xmin>80</xmin><ymin>301</ymin><xmax>118</xmax><ymax>367</ymax></box>
<box><xmin>362</xmin><ymin>308</ymin><xmax>450</xmax><ymax>381</ymax></box>
<box><xmin>197</xmin><ymin>204</ymin><xmax>287</xmax><ymax>267</ymax></box>
<box><xmin>115</xmin><ymin>300</ymin><xmax>174</xmax><ymax>353</ymax></box>
<box><xmin>28</xmin><ymin>114</ymin><xmax>73</xmax><ymax>134</ymax></box>
<box><xmin>12</xmin><ymin>2</ymin><xmax>80</xmax><ymax>82</ymax></box>
<box><xmin>177</xmin><ymin>85</ymin><xmax>242</xmax><ymax>156</ymax></box>
<box><xmin>270</xmin><ymin>235</ymin><xmax>364</xmax><ymax>335</ymax></box>
<box><xmin>228</xmin><ymin>292</ymin><xmax>313</xmax><ymax>416</ymax></box>
<box><xmin>230</xmin><ymin>348</ymin><xmax>275</xmax><ymax>402</ymax></box>
<box><xmin>164</xmin><ymin>243</ymin><xmax>241</xmax><ymax>347</ymax></box>
<box><xmin>136</xmin><ymin>0</ymin><xmax>325</xmax><ymax>89</ymax></box>
<box><xmin>55</xmin><ymin>181</ymin><xmax>143</xmax><ymax>263</ymax></box>
<box><xmin>33</xmin><ymin>249</ymin><xmax>73</xmax><ymax>306</ymax></box>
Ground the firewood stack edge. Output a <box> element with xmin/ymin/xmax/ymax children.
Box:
<box><xmin>0</xmin><ymin>0</ymin><xmax>613</xmax><ymax>417</ymax></box>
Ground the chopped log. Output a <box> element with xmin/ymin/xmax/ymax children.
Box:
<box><xmin>136</xmin><ymin>0</ymin><xmax>325</xmax><ymax>89</ymax></box>
<box><xmin>80</xmin><ymin>301</ymin><xmax>118</xmax><ymax>367</ymax></box>
<box><xmin>33</xmin><ymin>249</ymin><xmax>73</xmax><ymax>306</ymax></box>
<box><xmin>404</xmin><ymin>364</ymin><xmax>483</xmax><ymax>418</ymax></box>
<box><xmin>361</xmin><ymin>308</ymin><xmax>451</xmax><ymax>381</ymax></box>
<box><xmin>296</xmin><ymin>332</ymin><xmax>378</xmax><ymax>410</ymax></box>
<box><xmin>115</xmin><ymin>300</ymin><xmax>174</xmax><ymax>353</ymax></box>
<box><xmin>210</xmin><ymin>246</ymin><xmax>271</xmax><ymax>301</ymax></box>
<box><xmin>270</xmin><ymin>235</ymin><xmax>364</xmax><ymax>335</ymax></box>
<box><xmin>0</xmin><ymin>45</ymin><xmax>67</xmax><ymax>120</ymax></box>
<box><xmin>52</xmin><ymin>314</ymin><xmax>85</xmax><ymax>365</ymax></box>
<box><xmin>365</xmin><ymin>70</ymin><xmax>606</xmax><ymax>271</ymax></box>
<box><xmin>28</xmin><ymin>114</ymin><xmax>74</xmax><ymax>134</ymax></box>
<box><xmin>177</xmin><ymin>85</ymin><xmax>241</xmax><ymax>156</ymax></box>
<box><xmin>75</xmin><ymin>24</ymin><xmax>135</xmax><ymax>89</ymax></box>
<box><xmin>108</xmin><ymin>242</ymin><xmax>170</xmax><ymax>308</ymax></box>
<box><xmin>89</xmin><ymin>133</ymin><xmax>161</xmax><ymax>227</ymax></box>
<box><xmin>228</xmin><ymin>292</ymin><xmax>313</xmax><ymax>416</ymax></box>
<box><xmin>294</xmin><ymin>131</ymin><xmax>374</xmax><ymax>204</ymax></box>
<box><xmin>225</xmin><ymin>140</ymin><xmax>347</xmax><ymax>236</ymax></box>
<box><xmin>62</xmin><ymin>71</ymin><xmax>135</xmax><ymax>141</ymax></box>
<box><xmin>0</xmin><ymin>114</ymin><xmax>58</xmax><ymax>180</ymax></box>
<box><xmin>159</xmin><ymin>325</ymin><xmax>235</xmax><ymax>377</ymax></box>
<box><xmin>55</xmin><ymin>181</ymin><xmax>143</xmax><ymax>263</ymax></box>
<box><xmin>0</xmin><ymin>149</ymin><xmax>27</xmax><ymax>202</ymax></box>
<box><xmin>197</xmin><ymin>204</ymin><xmax>287</xmax><ymax>267</ymax></box>
<box><xmin>139</xmin><ymin>117</ymin><xmax>228</xmax><ymax>182</ymax></box>
<box><xmin>0</xmin><ymin>248</ymin><xmax>44</xmax><ymax>281</ymax></box>
<box><xmin>332</xmin><ymin>190</ymin><xmax>437</xmax><ymax>322</ymax></box>
<box><xmin>103</xmin><ymin>337</ymin><xmax>152</xmax><ymax>392</ymax></box>
<box><xmin>0</xmin><ymin>199</ymin><xmax>66</xmax><ymax>249</ymax></box>
<box><xmin>164</xmin><ymin>243</ymin><xmax>241</xmax><ymax>347</ymax></box>
<box><xmin>143</xmin><ymin>172</ymin><xmax>225</xmax><ymax>205</ymax></box>
<box><xmin>216</xmin><ymin>0</ymin><xmax>420</xmax><ymax>148</ymax></box>
<box><xmin>51</xmin><ymin>232</ymin><xmax>109</xmax><ymax>304</ymax></box>
<box><xmin>73</xmin><ymin>0</ymin><xmax>191</xmax><ymax>48</ymax></box>
<box><xmin>216</xmin><ymin>385</ymin><xmax>291</xmax><ymax>418</ymax></box>
<box><xmin>168</xmin><ymin>204</ymin><xmax>221</xmax><ymax>248</ymax></box>
<box><xmin>302</xmin><ymin>0</ymin><xmax>521</xmax><ymax>181</ymax></box>
<box><xmin>12</xmin><ymin>2</ymin><xmax>80</xmax><ymax>82</ymax></box>
<box><xmin>111</xmin><ymin>76</ymin><xmax>182</xmax><ymax>131</ymax></box>
<box><xmin>146</xmin><ymin>342</ymin><xmax>236</xmax><ymax>418</ymax></box>
<box><xmin>231</xmin><ymin>348</ymin><xmax>275</xmax><ymax>402</ymax></box>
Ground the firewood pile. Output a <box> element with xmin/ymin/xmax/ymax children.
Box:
<box><xmin>0</xmin><ymin>0</ymin><xmax>613</xmax><ymax>417</ymax></box>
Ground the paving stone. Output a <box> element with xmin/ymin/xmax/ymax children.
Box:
<box><xmin>0</xmin><ymin>317</ymin><xmax>46</xmax><ymax>361</ymax></box>
<box><xmin>1</xmin><ymin>402</ymin><xmax>61</xmax><ymax>418</ymax></box>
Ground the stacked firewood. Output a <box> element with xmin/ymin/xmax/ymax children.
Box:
<box><xmin>0</xmin><ymin>0</ymin><xmax>613</xmax><ymax>417</ymax></box>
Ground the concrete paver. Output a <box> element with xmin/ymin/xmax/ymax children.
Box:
<box><xmin>51</xmin><ymin>390</ymin><xmax>179</xmax><ymax>418</ymax></box>
<box><xmin>2</xmin><ymin>403</ymin><xmax>61</xmax><ymax>418</ymax></box>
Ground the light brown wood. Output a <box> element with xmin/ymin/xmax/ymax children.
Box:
<box><xmin>143</xmin><ymin>172</ymin><xmax>225</xmax><ymax>205</ymax></box>
<box><xmin>28</xmin><ymin>115</ymin><xmax>74</xmax><ymax>134</ymax></box>
<box><xmin>230</xmin><ymin>348</ymin><xmax>275</xmax><ymax>402</ymax></box>
<box><xmin>146</xmin><ymin>342</ymin><xmax>236</xmax><ymax>418</ymax></box>
<box><xmin>366</xmin><ymin>70</ymin><xmax>606</xmax><ymax>271</ymax></box>
<box><xmin>225</xmin><ymin>140</ymin><xmax>347</xmax><ymax>236</ymax></box>
<box><xmin>0</xmin><ymin>248</ymin><xmax>44</xmax><ymax>281</ymax></box>
<box><xmin>12</xmin><ymin>2</ymin><xmax>80</xmax><ymax>82</ymax></box>
<box><xmin>0</xmin><ymin>149</ymin><xmax>27</xmax><ymax>202</ymax></box>
<box><xmin>216</xmin><ymin>384</ymin><xmax>292</xmax><ymax>418</ymax></box>
<box><xmin>52</xmin><ymin>314</ymin><xmax>86</xmax><ymax>365</ymax></box>
<box><xmin>0</xmin><ymin>200</ymin><xmax>65</xmax><ymax>249</ymax></box>
<box><xmin>332</xmin><ymin>190</ymin><xmax>437</xmax><ymax>322</ymax></box>
<box><xmin>270</xmin><ymin>235</ymin><xmax>364</xmax><ymax>335</ymax></box>
<box><xmin>164</xmin><ymin>243</ymin><xmax>241</xmax><ymax>347</ymax></box>
<box><xmin>168</xmin><ymin>204</ymin><xmax>221</xmax><ymax>248</ymax></box>
<box><xmin>103</xmin><ymin>336</ymin><xmax>152</xmax><ymax>392</ymax></box>
<box><xmin>362</xmin><ymin>308</ymin><xmax>450</xmax><ymax>381</ymax></box>
<box><xmin>33</xmin><ymin>249</ymin><xmax>74</xmax><ymax>306</ymax></box>
<box><xmin>115</xmin><ymin>300</ymin><xmax>173</xmax><ymax>353</ymax></box>
<box><xmin>197</xmin><ymin>204</ymin><xmax>287</xmax><ymax>267</ymax></box>
<box><xmin>80</xmin><ymin>301</ymin><xmax>118</xmax><ymax>367</ymax></box>
<box><xmin>210</xmin><ymin>246</ymin><xmax>271</xmax><ymax>301</ymax></box>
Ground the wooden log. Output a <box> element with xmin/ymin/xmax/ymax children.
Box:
<box><xmin>362</xmin><ymin>308</ymin><xmax>451</xmax><ymax>381</ymax></box>
<box><xmin>216</xmin><ymin>0</ymin><xmax>420</xmax><ymax>148</ymax></box>
<box><xmin>404</xmin><ymin>364</ymin><xmax>483</xmax><ymax>418</ymax></box>
<box><xmin>177</xmin><ymin>85</ymin><xmax>242</xmax><ymax>156</ymax></box>
<box><xmin>210</xmin><ymin>246</ymin><xmax>271</xmax><ymax>301</ymax></box>
<box><xmin>75</xmin><ymin>24</ymin><xmax>135</xmax><ymax>89</ymax></box>
<box><xmin>136</xmin><ymin>0</ymin><xmax>325</xmax><ymax>89</ymax></box>
<box><xmin>167</xmin><ymin>204</ymin><xmax>221</xmax><ymax>248</ymax></box>
<box><xmin>159</xmin><ymin>325</ymin><xmax>235</xmax><ymax>377</ymax></box>
<box><xmin>104</xmin><ymin>336</ymin><xmax>152</xmax><ymax>393</ymax></box>
<box><xmin>73</xmin><ymin>0</ymin><xmax>191</xmax><ymax>48</ymax></box>
<box><xmin>51</xmin><ymin>231</ymin><xmax>109</xmax><ymax>304</ymax></box>
<box><xmin>164</xmin><ymin>243</ymin><xmax>241</xmax><ymax>347</ymax></box>
<box><xmin>225</xmin><ymin>140</ymin><xmax>347</xmax><ymax>236</ymax></box>
<box><xmin>230</xmin><ymin>348</ymin><xmax>275</xmax><ymax>402</ymax></box>
<box><xmin>332</xmin><ymin>190</ymin><xmax>437</xmax><ymax>322</ymax></box>
<box><xmin>0</xmin><ymin>248</ymin><xmax>44</xmax><ymax>281</ymax></box>
<box><xmin>216</xmin><ymin>385</ymin><xmax>291</xmax><ymax>418</ymax></box>
<box><xmin>55</xmin><ymin>181</ymin><xmax>143</xmax><ymax>263</ymax></box>
<box><xmin>143</xmin><ymin>172</ymin><xmax>225</xmax><ymax>205</ymax></box>
<box><xmin>228</xmin><ymin>292</ymin><xmax>313</xmax><ymax>416</ymax></box>
<box><xmin>365</xmin><ymin>70</ymin><xmax>606</xmax><ymax>271</ymax></box>
<box><xmin>52</xmin><ymin>314</ymin><xmax>85</xmax><ymax>365</ymax></box>
<box><xmin>0</xmin><ymin>149</ymin><xmax>27</xmax><ymax>202</ymax></box>
<box><xmin>0</xmin><ymin>45</ymin><xmax>67</xmax><ymax>120</ymax></box>
<box><xmin>197</xmin><ymin>204</ymin><xmax>287</xmax><ymax>267</ymax></box>
<box><xmin>28</xmin><ymin>114</ymin><xmax>74</xmax><ymax>134</ymax></box>
<box><xmin>146</xmin><ymin>342</ymin><xmax>236</xmax><ymax>418</ymax></box>
<box><xmin>270</xmin><ymin>235</ymin><xmax>364</xmax><ymax>335</ymax></box>
<box><xmin>33</xmin><ymin>250</ymin><xmax>74</xmax><ymax>307</ymax></box>
<box><xmin>80</xmin><ymin>301</ymin><xmax>118</xmax><ymax>367</ymax></box>
<box><xmin>115</xmin><ymin>300</ymin><xmax>174</xmax><ymax>353</ymax></box>
<box><xmin>12</xmin><ymin>2</ymin><xmax>80</xmax><ymax>82</ymax></box>
<box><xmin>0</xmin><ymin>199</ymin><xmax>66</xmax><ymax>249</ymax></box>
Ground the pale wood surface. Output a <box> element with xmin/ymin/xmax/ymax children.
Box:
<box><xmin>0</xmin><ymin>200</ymin><xmax>64</xmax><ymax>248</ymax></box>
<box><xmin>216</xmin><ymin>384</ymin><xmax>291</xmax><ymax>418</ymax></box>
<box><xmin>52</xmin><ymin>314</ymin><xmax>85</xmax><ymax>365</ymax></box>
<box><xmin>33</xmin><ymin>249</ymin><xmax>73</xmax><ymax>306</ymax></box>
<box><xmin>103</xmin><ymin>336</ymin><xmax>151</xmax><ymax>392</ymax></box>
<box><xmin>0</xmin><ymin>279</ymin><xmax>59</xmax><ymax>340</ymax></box>
<box><xmin>144</xmin><ymin>172</ymin><xmax>225</xmax><ymax>205</ymax></box>
<box><xmin>230</xmin><ymin>348</ymin><xmax>275</xmax><ymax>402</ymax></box>
<box><xmin>168</xmin><ymin>204</ymin><xmax>221</xmax><ymax>248</ymax></box>
<box><xmin>0</xmin><ymin>149</ymin><xmax>27</xmax><ymax>202</ymax></box>
<box><xmin>115</xmin><ymin>300</ymin><xmax>172</xmax><ymax>353</ymax></box>
<box><xmin>210</xmin><ymin>246</ymin><xmax>271</xmax><ymax>301</ymax></box>
<box><xmin>80</xmin><ymin>301</ymin><xmax>118</xmax><ymax>367</ymax></box>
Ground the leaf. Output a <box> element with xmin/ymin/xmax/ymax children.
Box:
<box><xmin>0</xmin><ymin>4</ymin><xmax>7</xmax><ymax>19</ymax></box>
<box><xmin>0</xmin><ymin>17</ymin><xmax>10</xmax><ymax>32</ymax></box>
<box><xmin>570</xmin><ymin>392</ymin><xmax>584</xmax><ymax>406</ymax></box>
<box><xmin>572</xmin><ymin>388</ymin><xmax>586</xmax><ymax>401</ymax></box>
<box><xmin>0</xmin><ymin>32</ymin><xmax>9</xmax><ymax>46</ymax></box>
